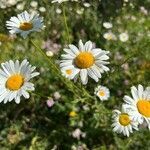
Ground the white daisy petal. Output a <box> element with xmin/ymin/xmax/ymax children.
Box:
<box><xmin>131</xmin><ymin>86</ymin><xmax>139</xmax><ymax>100</ymax></box>
<box><xmin>78</xmin><ymin>40</ymin><xmax>84</xmax><ymax>51</ymax></box>
<box><xmin>91</xmin><ymin>48</ymin><xmax>102</xmax><ymax>56</ymax></box>
<box><xmin>123</xmin><ymin>96</ymin><xmax>134</xmax><ymax>104</ymax></box>
<box><xmin>87</xmin><ymin>68</ymin><xmax>99</xmax><ymax>82</ymax></box>
<box><xmin>84</xmin><ymin>41</ymin><xmax>93</xmax><ymax>51</ymax></box>
<box><xmin>138</xmin><ymin>84</ymin><xmax>143</xmax><ymax>99</ymax></box>
<box><xmin>63</xmin><ymin>48</ymin><xmax>76</xmax><ymax>57</ymax></box>
<box><xmin>22</xmin><ymin>90</ymin><xmax>30</xmax><ymax>99</ymax></box>
<box><xmin>80</xmin><ymin>69</ymin><xmax>88</xmax><ymax>85</ymax></box>
<box><xmin>91</xmin><ymin>65</ymin><xmax>101</xmax><ymax>78</ymax></box>
<box><xmin>61</xmin><ymin>54</ymin><xmax>75</xmax><ymax>59</ymax></box>
<box><xmin>69</xmin><ymin>44</ymin><xmax>79</xmax><ymax>55</ymax></box>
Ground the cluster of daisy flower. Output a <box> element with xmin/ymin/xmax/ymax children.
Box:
<box><xmin>3</xmin><ymin>10</ymin><xmax>111</xmax><ymax>104</ymax></box>
<box><xmin>0</xmin><ymin>11</ymin><xmax>44</xmax><ymax>104</ymax></box>
<box><xmin>1</xmin><ymin>0</ymin><xmax>149</xmax><ymax>141</ymax></box>
<box><xmin>103</xmin><ymin>22</ymin><xmax>129</xmax><ymax>42</ymax></box>
<box><xmin>112</xmin><ymin>85</ymin><xmax>150</xmax><ymax>137</ymax></box>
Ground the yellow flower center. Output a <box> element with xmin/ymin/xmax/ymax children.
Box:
<box><xmin>6</xmin><ymin>74</ymin><xmax>24</xmax><ymax>91</ymax></box>
<box><xmin>137</xmin><ymin>100</ymin><xmax>150</xmax><ymax>117</ymax></box>
<box><xmin>99</xmin><ymin>90</ymin><xmax>105</xmax><ymax>97</ymax></box>
<box><xmin>19</xmin><ymin>22</ymin><xmax>33</xmax><ymax>31</ymax></box>
<box><xmin>69</xmin><ymin>111</ymin><xmax>77</xmax><ymax>117</ymax></box>
<box><xmin>66</xmin><ymin>69</ymin><xmax>72</xmax><ymax>75</ymax></box>
<box><xmin>75</xmin><ymin>52</ymin><xmax>94</xmax><ymax>69</ymax></box>
<box><xmin>119</xmin><ymin>113</ymin><xmax>131</xmax><ymax>126</ymax></box>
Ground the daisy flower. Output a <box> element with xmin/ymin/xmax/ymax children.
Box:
<box><xmin>61</xmin><ymin>67</ymin><xmax>79</xmax><ymax>80</ymax></box>
<box><xmin>112</xmin><ymin>106</ymin><xmax>139</xmax><ymax>137</ymax></box>
<box><xmin>123</xmin><ymin>84</ymin><xmax>150</xmax><ymax>129</ymax></box>
<box><xmin>6</xmin><ymin>11</ymin><xmax>44</xmax><ymax>38</ymax></box>
<box><xmin>0</xmin><ymin>59</ymin><xmax>39</xmax><ymax>104</ymax></box>
<box><xmin>60</xmin><ymin>40</ymin><xmax>110</xmax><ymax>85</ymax></box>
<box><xmin>51</xmin><ymin>0</ymin><xmax>68</xmax><ymax>3</ymax></box>
<box><xmin>94</xmin><ymin>85</ymin><xmax>110</xmax><ymax>101</ymax></box>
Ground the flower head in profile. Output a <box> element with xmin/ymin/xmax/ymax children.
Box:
<box><xmin>60</xmin><ymin>40</ymin><xmax>110</xmax><ymax>85</ymax></box>
<box><xmin>0</xmin><ymin>59</ymin><xmax>39</xmax><ymax>104</ymax></box>
<box><xmin>112</xmin><ymin>106</ymin><xmax>139</xmax><ymax>137</ymax></box>
<box><xmin>94</xmin><ymin>85</ymin><xmax>110</xmax><ymax>101</ymax></box>
<box><xmin>123</xmin><ymin>84</ymin><xmax>150</xmax><ymax>129</ymax></box>
<box><xmin>51</xmin><ymin>0</ymin><xmax>68</xmax><ymax>3</ymax></box>
<box><xmin>6</xmin><ymin>11</ymin><xmax>44</xmax><ymax>38</ymax></box>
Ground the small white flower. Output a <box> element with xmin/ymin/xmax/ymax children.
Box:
<box><xmin>103</xmin><ymin>22</ymin><xmax>113</xmax><ymax>29</ymax></box>
<box><xmin>0</xmin><ymin>59</ymin><xmax>39</xmax><ymax>104</ymax></box>
<box><xmin>60</xmin><ymin>40</ymin><xmax>110</xmax><ymax>85</ymax></box>
<box><xmin>30</xmin><ymin>1</ymin><xmax>38</xmax><ymax>7</ymax></box>
<box><xmin>7</xmin><ymin>0</ymin><xmax>17</xmax><ymax>6</ymax></box>
<box><xmin>39</xmin><ymin>7</ymin><xmax>46</xmax><ymax>12</ymax></box>
<box><xmin>61</xmin><ymin>67</ymin><xmax>78</xmax><ymax>80</ymax></box>
<box><xmin>51</xmin><ymin>0</ymin><xmax>68</xmax><ymax>3</ymax></box>
<box><xmin>119</xmin><ymin>32</ymin><xmax>129</xmax><ymax>42</ymax></box>
<box><xmin>53</xmin><ymin>91</ymin><xmax>61</xmax><ymax>100</ymax></box>
<box><xmin>103</xmin><ymin>32</ymin><xmax>116</xmax><ymax>41</ymax></box>
<box><xmin>76</xmin><ymin>8</ymin><xmax>84</xmax><ymax>15</ymax></box>
<box><xmin>112</xmin><ymin>106</ymin><xmax>139</xmax><ymax>137</ymax></box>
<box><xmin>46</xmin><ymin>98</ymin><xmax>55</xmax><ymax>107</ymax></box>
<box><xmin>46</xmin><ymin>51</ymin><xmax>54</xmax><ymax>57</ymax></box>
<box><xmin>6</xmin><ymin>11</ymin><xmax>44</xmax><ymax>38</ymax></box>
<box><xmin>94</xmin><ymin>85</ymin><xmax>110</xmax><ymax>101</ymax></box>
<box><xmin>72</xmin><ymin>128</ymin><xmax>86</xmax><ymax>140</ymax></box>
<box><xmin>123</xmin><ymin>84</ymin><xmax>150</xmax><ymax>129</ymax></box>
<box><xmin>140</xmin><ymin>6</ymin><xmax>148</xmax><ymax>15</ymax></box>
<box><xmin>83</xmin><ymin>2</ymin><xmax>91</xmax><ymax>8</ymax></box>
<box><xmin>16</xmin><ymin>3</ymin><xmax>25</xmax><ymax>11</ymax></box>
<box><xmin>56</xmin><ymin>8</ymin><xmax>62</xmax><ymax>14</ymax></box>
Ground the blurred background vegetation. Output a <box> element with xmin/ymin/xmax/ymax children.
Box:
<box><xmin>0</xmin><ymin>0</ymin><xmax>150</xmax><ymax>149</ymax></box>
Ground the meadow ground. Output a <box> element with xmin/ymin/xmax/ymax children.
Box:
<box><xmin>0</xmin><ymin>0</ymin><xmax>150</xmax><ymax>149</ymax></box>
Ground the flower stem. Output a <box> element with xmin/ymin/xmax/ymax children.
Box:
<box><xmin>62</xmin><ymin>4</ymin><xmax>70</xmax><ymax>44</ymax></box>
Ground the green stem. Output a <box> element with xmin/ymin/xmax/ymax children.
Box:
<box><xmin>29</xmin><ymin>91</ymin><xmax>49</xmax><ymax>99</ymax></box>
<box><xmin>62</xmin><ymin>4</ymin><xmax>70</xmax><ymax>44</ymax></box>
